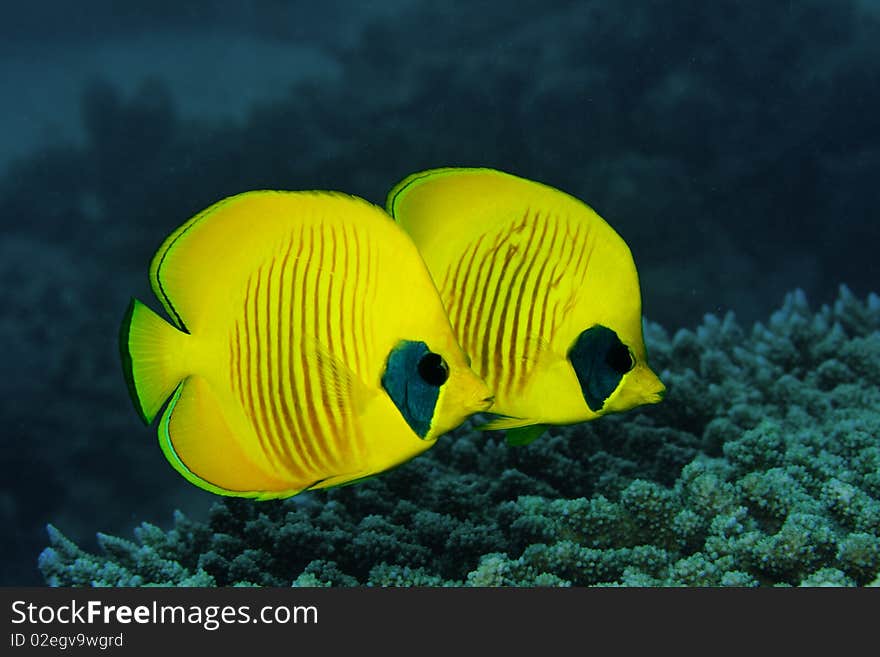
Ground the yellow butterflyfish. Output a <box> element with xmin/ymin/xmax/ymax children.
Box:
<box><xmin>387</xmin><ymin>168</ymin><xmax>664</xmax><ymax>445</ymax></box>
<box><xmin>120</xmin><ymin>190</ymin><xmax>491</xmax><ymax>498</ymax></box>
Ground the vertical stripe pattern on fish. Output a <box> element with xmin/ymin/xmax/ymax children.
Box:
<box><xmin>120</xmin><ymin>190</ymin><xmax>491</xmax><ymax>498</ymax></box>
<box><xmin>387</xmin><ymin>168</ymin><xmax>665</xmax><ymax>444</ymax></box>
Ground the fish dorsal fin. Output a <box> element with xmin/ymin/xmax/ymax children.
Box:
<box><xmin>387</xmin><ymin>168</ymin><xmax>520</xmax><ymax>252</ymax></box>
<box><xmin>149</xmin><ymin>190</ymin><xmax>384</xmax><ymax>334</ymax></box>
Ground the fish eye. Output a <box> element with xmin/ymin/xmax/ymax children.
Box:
<box><xmin>606</xmin><ymin>341</ymin><xmax>635</xmax><ymax>374</ymax></box>
<box><xmin>418</xmin><ymin>352</ymin><xmax>449</xmax><ymax>386</ymax></box>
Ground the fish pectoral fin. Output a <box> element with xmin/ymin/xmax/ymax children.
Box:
<box><xmin>504</xmin><ymin>424</ymin><xmax>549</xmax><ymax>446</ymax></box>
<box><xmin>479</xmin><ymin>416</ymin><xmax>549</xmax><ymax>445</ymax></box>
<box><xmin>159</xmin><ymin>375</ymin><xmax>299</xmax><ymax>499</ymax></box>
<box><xmin>517</xmin><ymin>335</ymin><xmax>566</xmax><ymax>379</ymax></box>
<box><xmin>308</xmin><ymin>470</ymin><xmax>371</xmax><ymax>490</ymax></box>
<box><xmin>479</xmin><ymin>415</ymin><xmax>539</xmax><ymax>431</ymax></box>
<box><xmin>524</xmin><ymin>335</ymin><xmax>568</xmax><ymax>366</ymax></box>
<box><xmin>302</xmin><ymin>337</ymin><xmax>376</xmax><ymax>417</ymax></box>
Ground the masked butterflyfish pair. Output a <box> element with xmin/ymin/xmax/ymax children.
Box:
<box><xmin>121</xmin><ymin>169</ymin><xmax>664</xmax><ymax>499</ymax></box>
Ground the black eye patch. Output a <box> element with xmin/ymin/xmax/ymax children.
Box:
<box><xmin>568</xmin><ymin>325</ymin><xmax>634</xmax><ymax>412</ymax></box>
<box><xmin>382</xmin><ymin>340</ymin><xmax>447</xmax><ymax>439</ymax></box>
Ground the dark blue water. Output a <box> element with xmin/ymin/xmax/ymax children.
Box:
<box><xmin>2</xmin><ymin>0</ymin><xmax>879</xmax><ymax>585</ymax></box>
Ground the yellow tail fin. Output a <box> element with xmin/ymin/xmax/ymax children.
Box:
<box><xmin>119</xmin><ymin>298</ymin><xmax>189</xmax><ymax>424</ymax></box>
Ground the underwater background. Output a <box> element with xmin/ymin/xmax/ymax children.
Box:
<box><xmin>4</xmin><ymin>0</ymin><xmax>879</xmax><ymax>586</ymax></box>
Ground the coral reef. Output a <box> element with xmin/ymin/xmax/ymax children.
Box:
<box><xmin>40</xmin><ymin>287</ymin><xmax>880</xmax><ymax>586</ymax></box>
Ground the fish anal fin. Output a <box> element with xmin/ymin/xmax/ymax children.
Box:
<box><xmin>159</xmin><ymin>376</ymin><xmax>299</xmax><ymax>499</ymax></box>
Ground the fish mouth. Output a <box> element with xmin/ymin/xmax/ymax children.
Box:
<box><xmin>477</xmin><ymin>395</ymin><xmax>495</xmax><ymax>411</ymax></box>
<box><xmin>647</xmin><ymin>385</ymin><xmax>666</xmax><ymax>404</ymax></box>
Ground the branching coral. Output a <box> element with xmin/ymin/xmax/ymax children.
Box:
<box><xmin>39</xmin><ymin>287</ymin><xmax>880</xmax><ymax>586</ymax></box>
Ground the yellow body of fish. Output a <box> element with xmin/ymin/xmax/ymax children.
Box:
<box><xmin>121</xmin><ymin>190</ymin><xmax>491</xmax><ymax>499</ymax></box>
<box><xmin>387</xmin><ymin>168</ymin><xmax>664</xmax><ymax>444</ymax></box>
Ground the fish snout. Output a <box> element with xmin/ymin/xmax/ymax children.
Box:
<box><xmin>647</xmin><ymin>376</ymin><xmax>666</xmax><ymax>404</ymax></box>
<box><xmin>465</xmin><ymin>373</ymin><xmax>494</xmax><ymax>413</ymax></box>
<box><xmin>637</xmin><ymin>366</ymin><xmax>665</xmax><ymax>405</ymax></box>
<box><xmin>478</xmin><ymin>394</ymin><xmax>496</xmax><ymax>411</ymax></box>
<box><xmin>452</xmin><ymin>361</ymin><xmax>494</xmax><ymax>415</ymax></box>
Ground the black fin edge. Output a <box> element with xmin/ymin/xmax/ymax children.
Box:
<box><xmin>119</xmin><ymin>298</ymin><xmax>150</xmax><ymax>425</ymax></box>
<box><xmin>387</xmin><ymin>169</ymin><xmax>446</xmax><ymax>219</ymax></box>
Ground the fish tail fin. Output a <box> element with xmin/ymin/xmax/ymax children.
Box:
<box><xmin>120</xmin><ymin>298</ymin><xmax>190</xmax><ymax>424</ymax></box>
